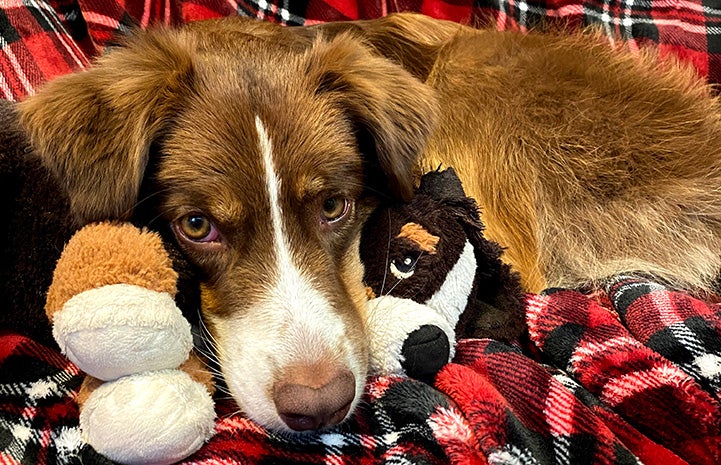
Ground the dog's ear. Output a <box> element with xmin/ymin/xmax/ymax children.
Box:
<box><xmin>18</xmin><ymin>29</ymin><xmax>195</xmax><ymax>225</ymax></box>
<box><xmin>305</xmin><ymin>34</ymin><xmax>439</xmax><ymax>201</ymax></box>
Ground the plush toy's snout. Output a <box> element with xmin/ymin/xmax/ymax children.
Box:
<box><xmin>401</xmin><ymin>325</ymin><xmax>450</xmax><ymax>383</ymax></box>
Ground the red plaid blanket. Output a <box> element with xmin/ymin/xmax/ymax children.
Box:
<box><xmin>3</xmin><ymin>2</ymin><xmax>721</xmax><ymax>464</ymax></box>
<box><xmin>2</xmin><ymin>276</ymin><xmax>720</xmax><ymax>465</ymax></box>
<box><xmin>2</xmin><ymin>0</ymin><xmax>721</xmax><ymax>102</ymax></box>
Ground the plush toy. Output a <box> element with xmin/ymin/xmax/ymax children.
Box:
<box><xmin>360</xmin><ymin>167</ymin><xmax>526</xmax><ymax>383</ymax></box>
<box><xmin>44</xmin><ymin>222</ymin><xmax>216</xmax><ymax>465</ymax></box>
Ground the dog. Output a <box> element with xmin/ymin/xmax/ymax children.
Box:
<box><xmin>16</xmin><ymin>12</ymin><xmax>721</xmax><ymax>432</ymax></box>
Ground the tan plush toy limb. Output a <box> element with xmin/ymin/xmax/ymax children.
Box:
<box><xmin>46</xmin><ymin>222</ymin><xmax>216</xmax><ymax>465</ymax></box>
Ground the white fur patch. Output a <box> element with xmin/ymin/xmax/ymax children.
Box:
<box><xmin>425</xmin><ymin>240</ymin><xmax>477</xmax><ymax>326</ymax></box>
<box><xmin>366</xmin><ymin>295</ymin><xmax>456</xmax><ymax>375</ymax></box>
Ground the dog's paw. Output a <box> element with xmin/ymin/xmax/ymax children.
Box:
<box><xmin>53</xmin><ymin>284</ymin><xmax>193</xmax><ymax>381</ymax></box>
<box><xmin>80</xmin><ymin>369</ymin><xmax>216</xmax><ymax>465</ymax></box>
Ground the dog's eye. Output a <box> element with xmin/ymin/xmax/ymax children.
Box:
<box><xmin>177</xmin><ymin>214</ymin><xmax>219</xmax><ymax>243</ymax></box>
<box><xmin>321</xmin><ymin>197</ymin><xmax>349</xmax><ymax>223</ymax></box>
<box><xmin>390</xmin><ymin>255</ymin><xmax>418</xmax><ymax>280</ymax></box>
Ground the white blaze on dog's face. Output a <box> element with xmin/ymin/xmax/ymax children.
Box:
<box><xmin>168</xmin><ymin>110</ymin><xmax>371</xmax><ymax>431</ymax></box>
<box><xmin>221</xmin><ymin>117</ymin><xmax>367</xmax><ymax>430</ymax></box>
<box><xmin>18</xmin><ymin>21</ymin><xmax>438</xmax><ymax>432</ymax></box>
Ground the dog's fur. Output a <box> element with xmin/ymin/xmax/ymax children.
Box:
<box><xmin>17</xmin><ymin>13</ymin><xmax>721</xmax><ymax>430</ymax></box>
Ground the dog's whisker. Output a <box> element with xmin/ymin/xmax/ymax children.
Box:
<box><xmin>196</xmin><ymin>330</ymin><xmax>220</xmax><ymax>356</ymax></box>
<box><xmin>213</xmin><ymin>386</ymin><xmax>234</xmax><ymax>398</ymax></box>
<box><xmin>192</xmin><ymin>362</ymin><xmax>224</xmax><ymax>378</ymax></box>
<box><xmin>193</xmin><ymin>343</ymin><xmax>221</xmax><ymax>371</ymax></box>
<box><xmin>145</xmin><ymin>205</ymin><xmax>179</xmax><ymax>227</ymax></box>
<box><xmin>379</xmin><ymin>251</ymin><xmax>424</xmax><ymax>300</ymax></box>
<box><xmin>130</xmin><ymin>186</ymin><xmax>175</xmax><ymax>212</ymax></box>
<box><xmin>379</xmin><ymin>211</ymin><xmax>392</xmax><ymax>296</ymax></box>
<box><xmin>196</xmin><ymin>309</ymin><xmax>223</xmax><ymax>359</ymax></box>
<box><xmin>218</xmin><ymin>408</ymin><xmax>245</xmax><ymax>421</ymax></box>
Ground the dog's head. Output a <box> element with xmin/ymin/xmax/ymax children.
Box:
<box><xmin>19</xmin><ymin>18</ymin><xmax>438</xmax><ymax>432</ymax></box>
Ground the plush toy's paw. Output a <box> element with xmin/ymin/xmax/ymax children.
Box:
<box><xmin>366</xmin><ymin>295</ymin><xmax>455</xmax><ymax>380</ymax></box>
<box><xmin>80</xmin><ymin>369</ymin><xmax>216</xmax><ymax>465</ymax></box>
<box><xmin>53</xmin><ymin>284</ymin><xmax>193</xmax><ymax>381</ymax></box>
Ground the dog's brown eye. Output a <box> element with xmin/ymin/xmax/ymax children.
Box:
<box><xmin>321</xmin><ymin>197</ymin><xmax>349</xmax><ymax>223</ymax></box>
<box><xmin>177</xmin><ymin>214</ymin><xmax>219</xmax><ymax>243</ymax></box>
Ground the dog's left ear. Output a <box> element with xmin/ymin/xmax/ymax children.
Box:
<box><xmin>17</xmin><ymin>29</ymin><xmax>195</xmax><ymax>225</ymax></box>
<box><xmin>305</xmin><ymin>34</ymin><xmax>439</xmax><ymax>201</ymax></box>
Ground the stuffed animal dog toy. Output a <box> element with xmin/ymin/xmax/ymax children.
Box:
<box><xmin>362</xmin><ymin>167</ymin><xmax>525</xmax><ymax>383</ymax></box>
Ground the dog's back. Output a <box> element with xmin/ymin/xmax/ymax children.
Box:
<box><xmin>423</xmin><ymin>26</ymin><xmax>721</xmax><ymax>292</ymax></box>
<box><xmin>328</xmin><ymin>14</ymin><xmax>721</xmax><ymax>293</ymax></box>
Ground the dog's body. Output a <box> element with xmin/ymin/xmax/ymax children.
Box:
<box><xmin>16</xmin><ymin>13</ymin><xmax>721</xmax><ymax>431</ymax></box>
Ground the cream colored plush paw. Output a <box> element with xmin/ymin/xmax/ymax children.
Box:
<box><xmin>80</xmin><ymin>369</ymin><xmax>216</xmax><ymax>465</ymax></box>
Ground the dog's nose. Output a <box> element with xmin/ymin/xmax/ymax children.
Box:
<box><xmin>273</xmin><ymin>367</ymin><xmax>355</xmax><ymax>431</ymax></box>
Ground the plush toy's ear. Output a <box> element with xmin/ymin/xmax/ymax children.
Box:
<box><xmin>304</xmin><ymin>34</ymin><xmax>439</xmax><ymax>201</ymax></box>
<box><xmin>447</xmin><ymin>196</ymin><xmax>528</xmax><ymax>342</ymax></box>
<box><xmin>18</xmin><ymin>30</ymin><xmax>196</xmax><ymax>225</ymax></box>
<box><xmin>418</xmin><ymin>166</ymin><xmax>467</xmax><ymax>200</ymax></box>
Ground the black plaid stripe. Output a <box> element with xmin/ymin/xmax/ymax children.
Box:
<box><xmin>0</xmin><ymin>1</ymin><xmax>88</xmax><ymax>100</ymax></box>
<box><xmin>237</xmin><ymin>0</ymin><xmax>307</xmax><ymax>25</ymax></box>
<box><xmin>609</xmin><ymin>278</ymin><xmax>721</xmax><ymax>397</ymax></box>
<box><xmin>28</xmin><ymin>1</ymin><xmax>88</xmax><ymax>70</ymax></box>
<box><xmin>0</xmin><ymin>9</ymin><xmax>22</xmax><ymax>45</ymax></box>
<box><xmin>0</xmin><ymin>336</ymin><xmax>85</xmax><ymax>465</ymax></box>
<box><xmin>52</xmin><ymin>0</ymin><xmax>90</xmax><ymax>45</ymax></box>
<box><xmin>705</xmin><ymin>0</ymin><xmax>721</xmax><ymax>53</ymax></box>
<box><xmin>0</xmin><ymin>6</ymin><xmax>44</xmax><ymax>99</ymax></box>
<box><xmin>475</xmin><ymin>0</ymin><xmax>553</xmax><ymax>30</ymax></box>
<box><xmin>646</xmin><ymin>318</ymin><xmax>721</xmax><ymax>396</ymax></box>
<box><xmin>621</xmin><ymin>0</ymin><xmax>658</xmax><ymax>42</ymax></box>
<box><xmin>582</xmin><ymin>0</ymin><xmax>630</xmax><ymax>41</ymax></box>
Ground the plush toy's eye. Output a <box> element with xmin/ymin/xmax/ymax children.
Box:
<box><xmin>176</xmin><ymin>214</ymin><xmax>220</xmax><ymax>243</ymax></box>
<box><xmin>321</xmin><ymin>197</ymin><xmax>350</xmax><ymax>223</ymax></box>
<box><xmin>390</xmin><ymin>255</ymin><xmax>418</xmax><ymax>280</ymax></box>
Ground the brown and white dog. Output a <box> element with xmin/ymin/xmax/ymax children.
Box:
<box><xmin>17</xmin><ymin>13</ymin><xmax>721</xmax><ymax>432</ymax></box>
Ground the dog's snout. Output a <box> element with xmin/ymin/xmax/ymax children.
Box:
<box><xmin>273</xmin><ymin>366</ymin><xmax>356</xmax><ymax>431</ymax></box>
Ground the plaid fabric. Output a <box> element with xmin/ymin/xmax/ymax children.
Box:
<box><xmin>3</xmin><ymin>1</ymin><xmax>721</xmax><ymax>464</ymax></box>
<box><xmin>2</xmin><ymin>0</ymin><xmax>721</xmax><ymax>101</ymax></box>
<box><xmin>607</xmin><ymin>276</ymin><xmax>721</xmax><ymax>398</ymax></box>
<box><xmin>526</xmin><ymin>281</ymin><xmax>721</xmax><ymax>465</ymax></box>
<box><xmin>0</xmin><ymin>333</ymin><xmax>85</xmax><ymax>465</ymax></box>
<box><xmin>3</xmin><ymin>276</ymin><xmax>721</xmax><ymax>465</ymax></box>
